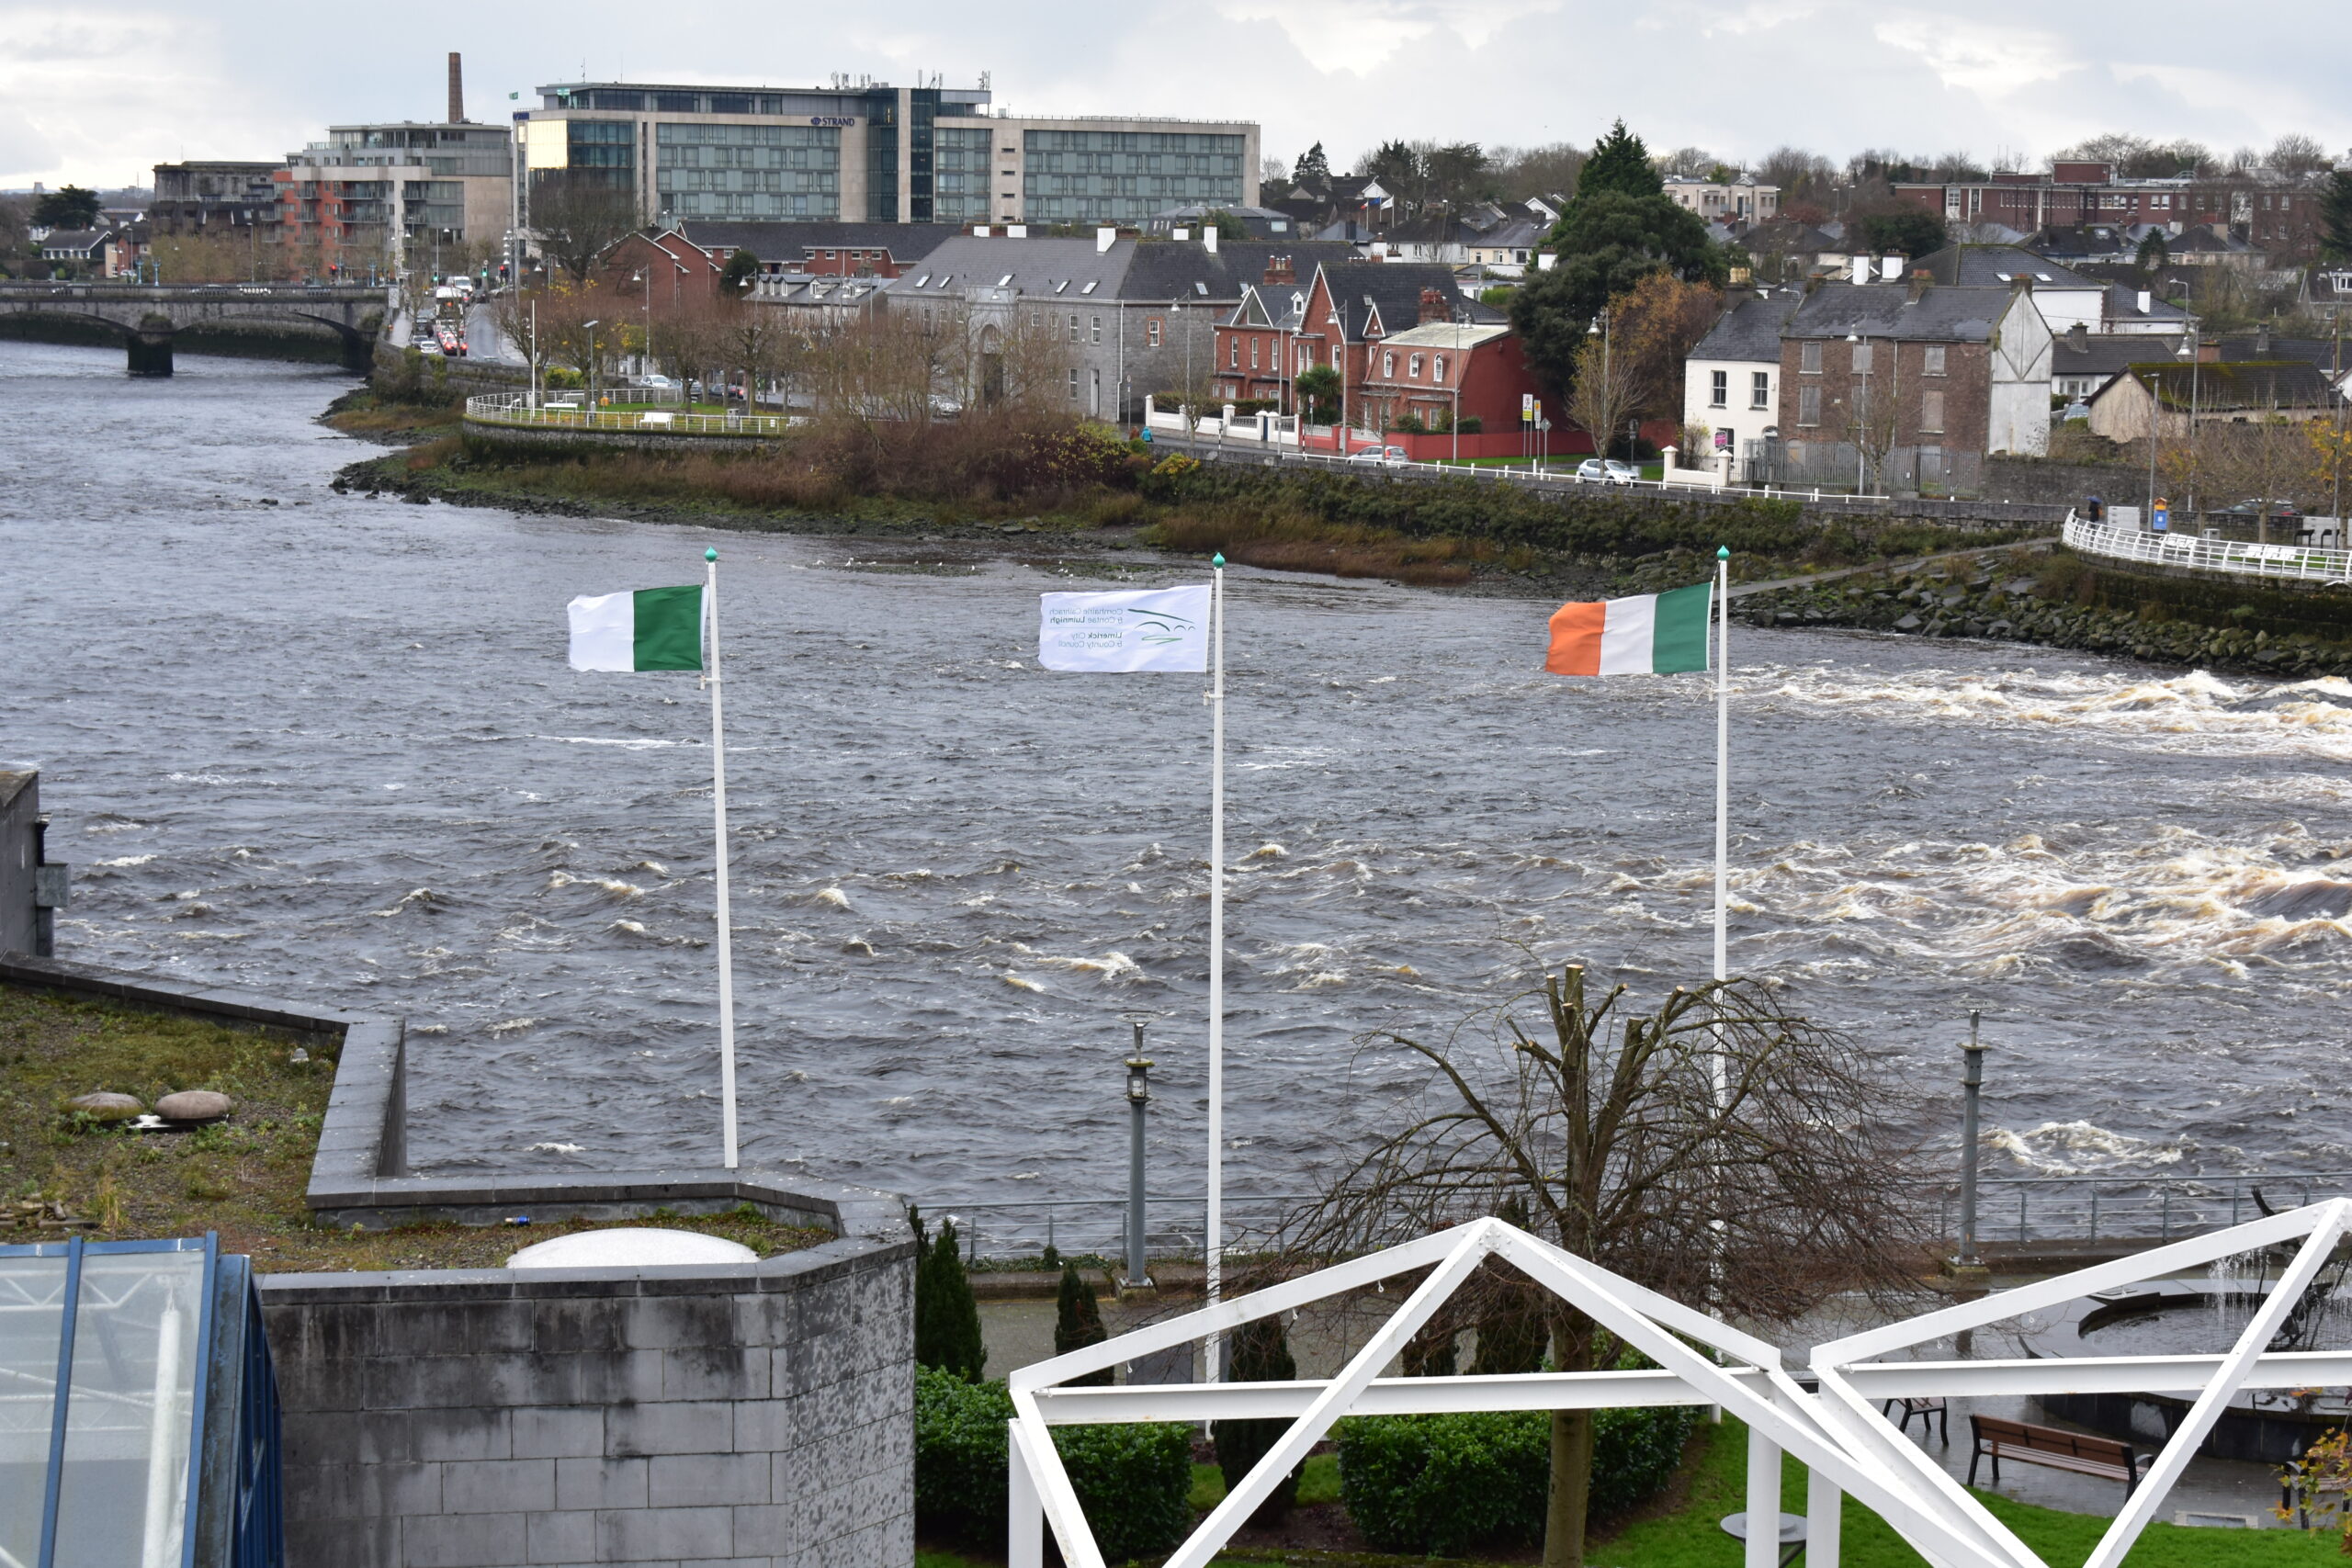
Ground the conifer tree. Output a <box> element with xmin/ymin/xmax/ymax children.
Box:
<box><xmin>1291</xmin><ymin>141</ymin><xmax>1332</xmax><ymax>191</ymax></box>
<box><xmin>1052</xmin><ymin>1263</ymin><xmax>1114</xmax><ymax>1386</ymax></box>
<box><xmin>912</xmin><ymin>1213</ymin><xmax>987</xmax><ymax>1380</ymax></box>
<box><xmin>1213</xmin><ymin>1314</ymin><xmax>1304</xmax><ymax>1523</ymax></box>
<box><xmin>1575</xmin><ymin>121</ymin><xmax>1663</xmax><ymax>204</ymax></box>
<box><xmin>2321</xmin><ymin>169</ymin><xmax>2352</xmax><ymax>263</ymax></box>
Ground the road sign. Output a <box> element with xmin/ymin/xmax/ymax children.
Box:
<box><xmin>2153</xmin><ymin>498</ymin><xmax>2170</xmax><ymax>532</ymax></box>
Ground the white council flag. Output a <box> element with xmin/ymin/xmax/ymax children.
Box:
<box><xmin>1038</xmin><ymin>585</ymin><xmax>1211</xmax><ymax>672</ymax></box>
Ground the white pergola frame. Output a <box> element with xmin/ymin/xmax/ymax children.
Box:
<box><xmin>1005</xmin><ymin>1205</ymin><xmax>2352</xmax><ymax>1568</ymax></box>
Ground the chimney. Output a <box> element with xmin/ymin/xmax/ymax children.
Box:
<box><xmin>973</xmin><ymin>225</ymin><xmax>992</xmax><ymax>237</ymax></box>
<box><xmin>2066</xmin><ymin>321</ymin><xmax>2088</xmax><ymax>346</ymax></box>
<box><xmin>1263</xmin><ymin>254</ymin><xmax>1294</xmax><ymax>286</ymax></box>
<box><xmin>1005</xmin><ymin>224</ymin><xmax>1027</xmax><ymax>239</ymax></box>
<box><xmin>1203</xmin><ymin>225</ymin><xmax>1218</xmax><ymax>254</ymax></box>
<box><xmin>1172</xmin><ymin>227</ymin><xmax>1190</xmax><ymax>242</ymax></box>
<box><xmin>447</xmin><ymin>52</ymin><xmax>464</xmax><ymax>123</ymax></box>
<box><xmin>1850</xmin><ymin>254</ymin><xmax>1871</xmax><ymax>284</ymax></box>
<box><xmin>1907</xmin><ymin>268</ymin><xmax>1931</xmax><ymax>303</ymax></box>
<box><xmin>2010</xmin><ymin>273</ymin><xmax>2034</xmax><ymax>297</ymax></box>
<box><xmin>1096</xmin><ymin>226</ymin><xmax>1117</xmax><ymax>254</ymax></box>
<box><xmin>2135</xmin><ymin>288</ymin><xmax>2151</xmax><ymax>314</ymax></box>
<box><xmin>1419</xmin><ymin>287</ymin><xmax>1448</xmax><ymax>325</ymax></box>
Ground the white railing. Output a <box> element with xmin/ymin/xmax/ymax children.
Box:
<box><xmin>463</xmin><ymin>393</ymin><xmax>795</xmax><ymax>438</ymax></box>
<box><xmin>2064</xmin><ymin>512</ymin><xmax>2352</xmax><ymax>583</ymax></box>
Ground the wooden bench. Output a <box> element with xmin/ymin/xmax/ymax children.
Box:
<box><xmin>1968</xmin><ymin>1416</ymin><xmax>2152</xmax><ymax>1498</ymax></box>
<box><xmin>1882</xmin><ymin>1395</ymin><xmax>1948</xmax><ymax>1444</ymax></box>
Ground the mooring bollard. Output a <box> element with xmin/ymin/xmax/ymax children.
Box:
<box><xmin>1122</xmin><ymin>1021</ymin><xmax>1154</xmax><ymax>1290</ymax></box>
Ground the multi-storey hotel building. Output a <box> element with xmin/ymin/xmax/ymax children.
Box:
<box><xmin>515</xmin><ymin>79</ymin><xmax>1257</xmax><ymax>229</ymax></box>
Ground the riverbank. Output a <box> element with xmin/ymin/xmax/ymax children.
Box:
<box><xmin>1736</xmin><ymin>546</ymin><xmax>2352</xmax><ymax>681</ymax></box>
<box><xmin>331</xmin><ymin>410</ymin><xmax>2049</xmax><ymax>598</ymax></box>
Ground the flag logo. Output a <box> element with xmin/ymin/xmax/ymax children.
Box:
<box><xmin>1039</xmin><ymin>585</ymin><xmax>1212</xmax><ymax>671</ymax></box>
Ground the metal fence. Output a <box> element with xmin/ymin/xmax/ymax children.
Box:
<box><xmin>462</xmin><ymin>393</ymin><xmax>794</xmax><ymax>438</ymax></box>
<box><xmin>2064</xmin><ymin>512</ymin><xmax>2352</xmax><ymax>584</ymax></box>
<box><xmin>937</xmin><ymin>1172</ymin><xmax>2352</xmax><ymax>1261</ymax></box>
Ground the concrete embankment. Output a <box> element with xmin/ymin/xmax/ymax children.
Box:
<box><xmin>1739</xmin><ymin>546</ymin><xmax>2352</xmax><ymax>680</ymax></box>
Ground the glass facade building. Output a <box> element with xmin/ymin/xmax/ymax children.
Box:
<box><xmin>1022</xmin><ymin>130</ymin><xmax>1248</xmax><ymax>225</ymax></box>
<box><xmin>0</xmin><ymin>1235</ymin><xmax>281</xmax><ymax>1568</ymax></box>
<box><xmin>655</xmin><ymin>123</ymin><xmax>841</xmax><ymax>219</ymax></box>
<box><xmin>933</xmin><ymin>127</ymin><xmax>994</xmax><ymax>223</ymax></box>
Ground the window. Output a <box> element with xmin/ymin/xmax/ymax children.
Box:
<box><xmin>1250</xmin><ymin>338</ymin><xmax>1260</xmax><ymax>370</ymax></box>
<box><xmin>1750</xmin><ymin>370</ymin><xmax>1770</xmax><ymax>409</ymax></box>
<box><xmin>1850</xmin><ymin>342</ymin><xmax>1872</xmax><ymax>375</ymax></box>
<box><xmin>1090</xmin><ymin>316</ymin><xmax>1102</xmax><ymax>344</ymax></box>
<box><xmin>1800</xmin><ymin>341</ymin><xmax>1823</xmax><ymax>374</ymax></box>
<box><xmin>1228</xmin><ymin>338</ymin><xmax>1238</xmax><ymax>369</ymax></box>
<box><xmin>1068</xmin><ymin>314</ymin><xmax>1080</xmax><ymax>343</ymax></box>
<box><xmin>1029</xmin><ymin>310</ymin><xmax>1041</xmax><ymax>330</ymax></box>
<box><xmin>1146</xmin><ymin>317</ymin><xmax>1162</xmax><ymax>347</ymax></box>
<box><xmin>1920</xmin><ymin>390</ymin><xmax>1945</xmax><ymax>434</ymax></box>
<box><xmin>1408</xmin><ymin>354</ymin><xmax>1424</xmax><ymax>378</ymax></box>
<box><xmin>1798</xmin><ymin>385</ymin><xmax>1822</xmax><ymax>426</ymax></box>
<box><xmin>1922</xmin><ymin>344</ymin><xmax>1947</xmax><ymax>377</ymax></box>
<box><xmin>1069</xmin><ymin>368</ymin><xmax>1080</xmax><ymax>399</ymax></box>
<box><xmin>1710</xmin><ymin>369</ymin><xmax>1728</xmax><ymax>407</ymax></box>
<box><xmin>1382</xmin><ymin>351</ymin><xmax>1396</xmax><ymax>377</ymax></box>
<box><xmin>1433</xmin><ymin>355</ymin><xmax>1447</xmax><ymax>381</ymax></box>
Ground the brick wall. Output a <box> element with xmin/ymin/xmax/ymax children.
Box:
<box><xmin>261</xmin><ymin>1236</ymin><xmax>914</xmax><ymax>1568</ymax></box>
<box><xmin>1779</xmin><ymin>334</ymin><xmax>1992</xmax><ymax>457</ymax></box>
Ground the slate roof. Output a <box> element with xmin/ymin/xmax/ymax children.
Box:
<box><xmin>1117</xmin><ymin>240</ymin><xmax>1359</xmax><ymax>304</ymax></box>
<box><xmin>886</xmin><ymin>235</ymin><xmax>1135</xmax><ymax>299</ymax></box>
<box><xmin>38</xmin><ymin>229</ymin><xmax>112</xmax><ymax>254</ymax></box>
<box><xmin>1470</xmin><ymin>218</ymin><xmax>1546</xmax><ymax>251</ymax></box>
<box><xmin>1318</xmin><ymin>262</ymin><xmax>1504</xmax><ymax>341</ymax></box>
<box><xmin>671</xmin><ymin>221</ymin><xmax>958</xmax><ymax>264</ymax></box>
<box><xmin>1374</xmin><ymin>321</ymin><xmax>1511</xmax><ymax>351</ymax></box>
<box><xmin>2102</xmin><ymin>283</ymin><xmax>2191</xmax><ymax>325</ymax></box>
<box><xmin>2105</xmin><ymin>360</ymin><xmax>2343</xmax><ymax>412</ymax></box>
<box><xmin>1913</xmin><ymin>244</ymin><xmax>2103</xmax><ymax>291</ymax></box>
<box><xmin>2214</xmin><ymin>335</ymin><xmax>2351</xmax><ymax>377</ymax></box>
<box><xmin>1780</xmin><ymin>282</ymin><xmax>2015</xmax><ymax>343</ymax></box>
<box><xmin>1690</xmin><ymin>290</ymin><xmax>1802</xmax><ymax>363</ymax></box>
<box><xmin>2051</xmin><ymin>330</ymin><xmax>2166</xmax><ymax>380</ymax></box>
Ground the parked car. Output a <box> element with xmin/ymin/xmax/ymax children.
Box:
<box><xmin>1347</xmin><ymin>445</ymin><xmax>1410</xmax><ymax>467</ymax></box>
<box><xmin>1575</xmin><ymin>458</ymin><xmax>1639</xmax><ymax>486</ymax></box>
<box><xmin>637</xmin><ymin>374</ymin><xmax>678</xmax><ymax>390</ymax></box>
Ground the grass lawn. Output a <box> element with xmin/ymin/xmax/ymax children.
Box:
<box><xmin>0</xmin><ymin>985</ymin><xmax>830</xmax><ymax>1269</ymax></box>
<box><xmin>917</xmin><ymin>1421</ymin><xmax>2335</xmax><ymax>1566</ymax></box>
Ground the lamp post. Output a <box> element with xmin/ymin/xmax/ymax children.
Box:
<box><xmin>1121</xmin><ymin>1022</ymin><xmax>1153</xmax><ymax>1291</ymax></box>
<box><xmin>1847</xmin><ymin>330</ymin><xmax>1871</xmax><ymax>493</ymax></box>
<box><xmin>582</xmin><ymin>320</ymin><xmax>600</xmax><ymax>408</ymax></box>
<box><xmin>1957</xmin><ymin>1010</ymin><xmax>1985</xmax><ymax>1271</ymax></box>
<box><xmin>2144</xmin><ymin>366</ymin><xmax>2162</xmax><ymax>520</ymax></box>
<box><xmin>1588</xmin><ymin>309</ymin><xmax>1612</xmax><ymax>470</ymax></box>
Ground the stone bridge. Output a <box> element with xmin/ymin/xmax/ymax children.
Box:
<box><xmin>0</xmin><ymin>282</ymin><xmax>389</xmax><ymax>374</ymax></box>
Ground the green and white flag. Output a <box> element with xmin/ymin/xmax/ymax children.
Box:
<box><xmin>568</xmin><ymin>585</ymin><xmax>704</xmax><ymax>671</ymax></box>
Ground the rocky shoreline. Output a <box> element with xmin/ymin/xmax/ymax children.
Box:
<box><xmin>1736</xmin><ymin>549</ymin><xmax>2352</xmax><ymax>681</ymax></box>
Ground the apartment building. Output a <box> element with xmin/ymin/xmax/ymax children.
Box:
<box><xmin>516</xmin><ymin>79</ymin><xmax>1256</xmax><ymax>230</ymax></box>
<box><xmin>150</xmin><ymin>161</ymin><xmax>281</xmax><ymax>236</ymax></box>
<box><xmin>277</xmin><ymin>121</ymin><xmax>515</xmax><ymax>271</ymax></box>
<box><xmin>1894</xmin><ymin>160</ymin><xmax>2325</xmax><ymax>256</ymax></box>
<box><xmin>1663</xmin><ymin>175</ymin><xmax>1779</xmax><ymax>225</ymax></box>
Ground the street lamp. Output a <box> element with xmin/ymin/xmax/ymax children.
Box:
<box><xmin>1847</xmin><ymin>330</ymin><xmax>1871</xmax><ymax>494</ymax></box>
<box><xmin>582</xmin><ymin>320</ymin><xmax>600</xmax><ymax>407</ymax></box>
<box><xmin>1121</xmin><ymin>1018</ymin><xmax>1154</xmax><ymax>1291</ymax></box>
<box><xmin>1588</xmin><ymin>309</ymin><xmax>1611</xmax><ymax>471</ymax></box>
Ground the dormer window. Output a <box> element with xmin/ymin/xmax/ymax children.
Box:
<box><xmin>1081</xmin><ymin>280</ymin><xmax>1098</xmax><ymax>294</ymax></box>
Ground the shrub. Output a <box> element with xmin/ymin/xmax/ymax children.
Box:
<box><xmin>1391</xmin><ymin>412</ymin><xmax>1429</xmax><ymax>434</ymax></box>
<box><xmin>1053</xmin><ymin>1264</ymin><xmax>1112</xmax><ymax>1386</ymax></box>
<box><xmin>913</xmin><ymin>1367</ymin><xmax>1193</xmax><ymax>1562</ymax></box>
<box><xmin>913</xmin><ymin>1211</ymin><xmax>986</xmax><ymax>1380</ymax></box>
<box><xmin>1214</xmin><ymin>1316</ymin><xmax>1303</xmax><ymax>1524</ymax></box>
<box><xmin>1334</xmin><ymin>1403</ymin><xmax>1698</xmax><ymax>1556</ymax></box>
<box><xmin>1137</xmin><ymin>452</ymin><xmax>1202</xmax><ymax>501</ymax></box>
<box><xmin>1454</xmin><ymin>414</ymin><xmax>1484</xmax><ymax>434</ymax></box>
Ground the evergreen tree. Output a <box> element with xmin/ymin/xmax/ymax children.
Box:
<box><xmin>1291</xmin><ymin>141</ymin><xmax>1332</xmax><ymax>191</ymax></box>
<box><xmin>912</xmin><ymin>1212</ymin><xmax>987</xmax><ymax>1380</ymax></box>
<box><xmin>2321</xmin><ymin>169</ymin><xmax>2352</xmax><ymax>263</ymax></box>
<box><xmin>1052</xmin><ymin>1263</ymin><xmax>1113</xmax><ymax>1386</ymax></box>
<box><xmin>1575</xmin><ymin>121</ymin><xmax>1662</xmax><ymax>205</ymax></box>
<box><xmin>2135</xmin><ymin>228</ymin><xmax>2170</xmax><ymax>282</ymax></box>
<box><xmin>1852</xmin><ymin>209</ymin><xmax>1951</xmax><ymax>260</ymax></box>
<box><xmin>1511</xmin><ymin>190</ymin><xmax>1728</xmax><ymax>397</ymax></box>
<box><xmin>30</xmin><ymin>185</ymin><xmax>101</xmax><ymax>231</ymax></box>
<box><xmin>1213</xmin><ymin>1315</ymin><xmax>1304</xmax><ymax>1523</ymax></box>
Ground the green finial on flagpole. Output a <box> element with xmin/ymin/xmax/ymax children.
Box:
<box><xmin>1716</xmin><ymin>546</ymin><xmax>1729</xmax><ymax>559</ymax></box>
<box><xmin>1212</xmin><ymin>552</ymin><xmax>1226</xmax><ymax>569</ymax></box>
<box><xmin>706</xmin><ymin>547</ymin><xmax>718</xmax><ymax>561</ymax></box>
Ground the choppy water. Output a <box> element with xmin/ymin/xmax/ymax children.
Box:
<box><xmin>5</xmin><ymin>341</ymin><xmax>2349</xmax><ymax>1214</ymax></box>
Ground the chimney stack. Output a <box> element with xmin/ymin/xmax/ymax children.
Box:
<box><xmin>447</xmin><ymin>52</ymin><xmax>464</xmax><ymax>123</ymax></box>
<box><xmin>1203</xmin><ymin>225</ymin><xmax>1218</xmax><ymax>254</ymax></box>
<box><xmin>1419</xmin><ymin>287</ymin><xmax>1449</xmax><ymax>325</ymax></box>
<box><xmin>1096</xmin><ymin>226</ymin><xmax>1116</xmax><ymax>254</ymax></box>
<box><xmin>1907</xmin><ymin>268</ymin><xmax>1931</xmax><ymax>303</ymax></box>
<box><xmin>1264</xmin><ymin>255</ymin><xmax>1294</xmax><ymax>286</ymax></box>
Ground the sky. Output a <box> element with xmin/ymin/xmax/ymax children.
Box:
<box><xmin>4</xmin><ymin>0</ymin><xmax>2348</xmax><ymax>191</ymax></box>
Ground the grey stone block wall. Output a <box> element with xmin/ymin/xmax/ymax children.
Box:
<box><xmin>260</xmin><ymin>1236</ymin><xmax>916</xmax><ymax>1568</ymax></box>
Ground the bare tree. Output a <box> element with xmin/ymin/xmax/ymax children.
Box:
<box><xmin>1272</xmin><ymin>962</ymin><xmax>1925</xmax><ymax>1568</ymax></box>
<box><xmin>1656</xmin><ymin>145</ymin><xmax>1716</xmax><ymax>179</ymax></box>
<box><xmin>1611</xmin><ymin>273</ymin><xmax>1723</xmax><ymax>423</ymax></box>
<box><xmin>528</xmin><ymin>175</ymin><xmax>642</xmax><ymax>285</ymax></box>
<box><xmin>1844</xmin><ymin>347</ymin><xmax>1905</xmax><ymax>493</ymax></box>
<box><xmin>1566</xmin><ymin>324</ymin><xmax>1644</xmax><ymax>461</ymax></box>
<box><xmin>1491</xmin><ymin>143</ymin><xmax>1587</xmax><ymax>204</ymax></box>
<box><xmin>2268</xmin><ymin>133</ymin><xmax>2332</xmax><ymax>177</ymax></box>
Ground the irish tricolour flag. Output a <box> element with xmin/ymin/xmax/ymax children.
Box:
<box><xmin>568</xmin><ymin>585</ymin><xmax>705</xmax><ymax>671</ymax></box>
<box><xmin>1545</xmin><ymin>581</ymin><xmax>1713</xmax><ymax>676</ymax></box>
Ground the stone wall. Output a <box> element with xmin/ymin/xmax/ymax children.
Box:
<box><xmin>1982</xmin><ymin>455</ymin><xmax>2141</xmax><ymax>509</ymax></box>
<box><xmin>261</xmin><ymin>1237</ymin><xmax>916</xmax><ymax>1568</ymax></box>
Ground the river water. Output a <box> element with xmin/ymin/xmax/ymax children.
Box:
<box><xmin>6</xmin><ymin>341</ymin><xmax>2350</xmax><ymax>1227</ymax></box>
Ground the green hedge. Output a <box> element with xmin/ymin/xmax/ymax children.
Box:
<box><xmin>913</xmin><ymin>1367</ymin><xmax>1193</xmax><ymax>1563</ymax></box>
<box><xmin>1334</xmin><ymin>1404</ymin><xmax>1700</xmax><ymax>1557</ymax></box>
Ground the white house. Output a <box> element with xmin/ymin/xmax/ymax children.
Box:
<box><xmin>1681</xmin><ymin>289</ymin><xmax>1799</xmax><ymax>471</ymax></box>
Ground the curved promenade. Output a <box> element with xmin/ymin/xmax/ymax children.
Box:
<box><xmin>2064</xmin><ymin>513</ymin><xmax>2352</xmax><ymax>586</ymax></box>
<box><xmin>464</xmin><ymin>392</ymin><xmax>794</xmax><ymax>439</ymax></box>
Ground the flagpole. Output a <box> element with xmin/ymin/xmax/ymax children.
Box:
<box><xmin>1713</xmin><ymin>545</ymin><xmax>1729</xmax><ymax>994</ymax></box>
<box><xmin>706</xmin><ymin>547</ymin><xmax>740</xmax><ymax>1170</ymax></box>
<box><xmin>1206</xmin><ymin>551</ymin><xmax>1227</xmax><ymax>1384</ymax></box>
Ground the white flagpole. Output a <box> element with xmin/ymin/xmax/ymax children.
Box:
<box><xmin>705</xmin><ymin>547</ymin><xmax>740</xmax><ymax>1169</ymax></box>
<box><xmin>1206</xmin><ymin>552</ymin><xmax>1227</xmax><ymax>1383</ymax></box>
<box><xmin>1713</xmin><ymin>545</ymin><xmax>1729</xmax><ymax>992</ymax></box>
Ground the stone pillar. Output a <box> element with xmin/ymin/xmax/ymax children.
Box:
<box><xmin>128</xmin><ymin>315</ymin><xmax>175</xmax><ymax>377</ymax></box>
